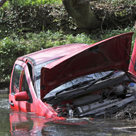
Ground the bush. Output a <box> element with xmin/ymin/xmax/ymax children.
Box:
<box><xmin>2</xmin><ymin>0</ymin><xmax>62</xmax><ymax>8</ymax></box>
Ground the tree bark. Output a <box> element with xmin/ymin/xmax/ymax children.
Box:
<box><xmin>63</xmin><ymin>0</ymin><xmax>100</xmax><ymax>29</ymax></box>
<box><xmin>0</xmin><ymin>0</ymin><xmax>6</xmax><ymax>8</ymax></box>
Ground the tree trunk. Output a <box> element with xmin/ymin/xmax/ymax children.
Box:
<box><xmin>63</xmin><ymin>0</ymin><xmax>100</xmax><ymax>29</ymax></box>
<box><xmin>0</xmin><ymin>0</ymin><xmax>7</xmax><ymax>8</ymax></box>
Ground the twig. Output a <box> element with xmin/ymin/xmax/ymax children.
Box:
<box><xmin>101</xmin><ymin>10</ymin><xmax>106</xmax><ymax>33</ymax></box>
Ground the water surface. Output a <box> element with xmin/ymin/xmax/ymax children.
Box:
<box><xmin>1</xmin><ymin>94</ymin><xmax>136</xmax><ymax>136</ymax></box>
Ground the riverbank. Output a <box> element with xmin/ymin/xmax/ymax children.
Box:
<box><xmin>0</xmin><ymin>81</ymin><xmax>9</xmax><ymax>94</ymax></box>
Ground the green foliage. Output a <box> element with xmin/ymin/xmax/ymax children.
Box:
<box><xmin>23</xmin><ymin>31</ymin><xmax>92</xmax><ymax>49</ymax></box>
<box><xmin>0</xmin><ymin>1</ymin><xmax>10</xmax><ymax>10</ymax></box>
<box><xmin>0</xmin><ymin>31</ymin><xmax>92</xmax><ymax>81</ymax></box>
<box><xmin>2</xmin><ymin>0</ymin><xmax>61</xmax><ymax>7</ymax></box>
<box><xmin>0</xmin><ymin>36</ymin><xmax>27</xmax><ymax>81</ymax></box>
<box><xmin>101</xmin><ymin>0</ymin><xmax>135</xmax><ymax>6</ymax></box>
<box><xmin>99</xmin><ymin>27</ymin><xmax>136</xmax><ymax>52</ymax></box>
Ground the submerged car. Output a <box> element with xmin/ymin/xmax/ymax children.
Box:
<box><xmin>9</xmin><ymin>32</ymin><xmax>136</xmax><ymax>119</ymax></box>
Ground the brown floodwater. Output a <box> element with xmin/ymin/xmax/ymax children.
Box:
<box><xmin>1</xmin><ymin>94</ymin><xmax>136</xmax><ymax>136</ymax></box>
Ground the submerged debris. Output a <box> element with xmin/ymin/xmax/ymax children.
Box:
<box><xmin>112</xmin><ymin>101</ymin><xmax>136</xmax><ymax>121</ymax></box>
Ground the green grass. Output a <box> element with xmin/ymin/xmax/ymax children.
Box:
<box><xmin>1</xmin><ymin>0</ymin><xmax>62</xmax><ymax>8</ymax></box>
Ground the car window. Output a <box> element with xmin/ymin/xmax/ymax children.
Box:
<box><xmin>22</xmin><ymin>72</ymin><xmax>33</xmax><ymax>103</ymax></box>
<box><xmin>27</xmin><ymin>62</ymin><xmax>33</xmax><ymax>82</ymax></box>
<box><xmin>11</xmin><ymin>64</ymin><xmax>23</xmax><ymax>94</ymax></box>
<box><xmin>34</xmin><ymin>58</ymin><xmax>60</xmax><ymax>98</ymax></box>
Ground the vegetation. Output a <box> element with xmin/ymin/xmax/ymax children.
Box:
<box><xmin>0</xmin><ymin>0</ymin><xmax>136</xmax><ymax>82</ymax></box>
<box><xmin>1</xmin><ymin>0</ymin><xmax>62</xmax><ymax>8</ymax></box>
<box><xmin>100</xmin><ymin>0</ymin><xmax>136</xmax><ymax>5</ymax></box>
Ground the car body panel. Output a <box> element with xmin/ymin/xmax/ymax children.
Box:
<box><xmin>129</xmin><ymin>39</ymin><xmax>136</xmax><ymax>78</ymax></box>
<box><xmin>9</xmin><ymin>60</ymin><xmax>35</xmax><ymax>112</ymax></box>
<box><xmin>9</xmin><ymin>60</ymin><xmax>59</xmax><ymax>118</ymax></box>
<box><xmin>40</xmin><ymin>32</ymin><xmax>133</xmax><ymax>98</ymax></box>
<box><xmin>17</xmin><ymin>43</ymin><xmax>89</xmax><ymax>65</ymax></box>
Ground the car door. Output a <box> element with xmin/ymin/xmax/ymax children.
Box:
<box><xmin>9</xmin><ymin>60</ymin><xmax>35</xmax><ymax>112</ymax></box>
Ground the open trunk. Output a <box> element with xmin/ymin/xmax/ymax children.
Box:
<box><xmin>41</xmin><ymin>32</ymin><xmax>136</xmax><ymax>117</ymax></box>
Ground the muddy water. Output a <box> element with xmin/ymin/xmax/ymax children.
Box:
<box><xmin>1</xmin><ymin>94</ymin><xmax>136</xmax><ymax>136</ymax></box>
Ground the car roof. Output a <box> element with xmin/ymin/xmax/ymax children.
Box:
<box><xmin>17</xmin><ymin>43</ymin><xmax>89</xmax><ymax>65</ymax></box>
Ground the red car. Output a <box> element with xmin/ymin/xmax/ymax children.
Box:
<box><xmin>9</xmin><ymin>32</ymin><xmax>136</xmax><ymax>119</ymax></box>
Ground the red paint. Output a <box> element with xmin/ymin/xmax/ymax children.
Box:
<box><xmin>10</xmin><ymin>111</ymin><xmax>88</xmax><ymax>136</ymax></box>
<box><xmin>15</xmin><ymin>91</ymin><xmax>29</xmax><ymax>101</ymax></box>
<box><xmin>129</xmin><ymin>39</ymin><xmax>136</xmax><ymax>76</ymax></box>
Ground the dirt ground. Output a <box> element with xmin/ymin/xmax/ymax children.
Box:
<box><xmin>1</xmin><ymin>2</ymin><xmax>136</xmax><ymax>35</ymax></box>
<box><xmin>91</xmin><ymin>2</ymin><xmax>136</xmax><ymax>30</ymax></box>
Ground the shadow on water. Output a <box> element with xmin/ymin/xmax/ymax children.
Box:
<box><xmin>1</xmin><ymin>94</ymin><xmax>136</xmax><ymax>136</ymax></box>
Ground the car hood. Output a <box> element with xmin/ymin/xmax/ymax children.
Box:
<box><xmin>40</xmin><ymin>32</ymin><xmax>133</xmax><ymax>99</ymax></box>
